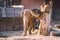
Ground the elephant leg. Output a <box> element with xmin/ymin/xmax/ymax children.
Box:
<box><xmin>23</xmin><ymin>25</ymin><xmax>28</xmax><ymax>36</ymax></box>
<box><xmin>31</xmin><ymin>23</ymin><xmax>35</xmax><ymax>32</ymax></box>
<box><xmin>23</xmin><ymin>19</ymin><xmax>28</xmax><ymax>36</ymax></box>
<box><xmin>31</xmin><ymin>27</ymin><xmax>34</xmax><ymax>32</ymax></box>
<box><xmin>39</xmin><ymin>20</ymin><xmax>44</xmax><ymax>35</ymax></box>
<box><xmin>39</xmin><ymin>24</ymin><xmax>43</xmax><ymax>35</ymax></box>
<box><xmin>28</xmin><ymin>26</ymin><xmax>32</xmax><ymax>35</ymax></box>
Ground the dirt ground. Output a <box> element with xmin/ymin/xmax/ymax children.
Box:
<box><xmin>0</xmin><ymin>30</ymin><xmax>60</xmax><ymax>40</ymax></box>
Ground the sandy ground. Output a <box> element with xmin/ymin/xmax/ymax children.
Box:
<box><xmin>0</xmin><ymin>30</ymin><xmax>60</xmax><ymax>40</ymax></box>
<box><xmin>0</xmin><ymin>30</ymin><xmax>23</xmax><ymax>36</ymax></box>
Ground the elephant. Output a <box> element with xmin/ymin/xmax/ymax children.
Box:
<box><xmin>22</xmin><ymin>9</ymin><xmax>35</xmax><ymax>36</ymax></box>
<box><xmin>22</xmin><ymin>9</ymin><xmax>46</xmax><ymax>36</ymax></box>
<box><xmin>39</xmin><ymin>1</ymin><xmax>53</xmax><ymax>35</ymax></box>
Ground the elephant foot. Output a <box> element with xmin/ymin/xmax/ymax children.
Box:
<box><xmin>22</xmin><ymin>32</ymin><xmax>27</xmax><ymax>36</ymax></box>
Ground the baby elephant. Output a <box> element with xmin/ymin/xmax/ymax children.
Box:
<box><xmin>22</xmin><ymin>9</ymin><xmax>35</xmax><ymax>36</ymax></box>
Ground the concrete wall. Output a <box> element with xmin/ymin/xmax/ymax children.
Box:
<box><xmin>52</xmin><ymin>0</ymin><xmax>60</xmax><ymax>21</ymax></box>
<box><xmin>21</xmin><ymin>0</ymin><xmax>43</xmax><ymax>9</ymax></box>
<box><xmin>0</xmin><ymin>7</ymin><xmax>24</xmax><ymax>31</ymax></box>
<box><xmin>0</xmin><ymin>17</ymin><xmax>23</xmax><ymax>31</ymax></box>
<box><xmin>0</xmin><ymin>0</ymin><xmax>44</xmax><ymax>31</ymax></box>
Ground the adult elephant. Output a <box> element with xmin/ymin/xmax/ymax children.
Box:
<box><xmin>31</xmin><ymin>9</ymin><xmax>47</xmax><ymax>35</ymax></box>
<box><xmin>39</xmin><ymin>1</ymin><xmax>52</xmax><ymax>35</ymax></box>
<box><xmin>22</xmin><ymin>9</ymin><xmax>35</xmax><ymax>36</ymax></box>
<box><xmin>22</xmin><ymin>9</ymin><xmax>45</xmax><ymax>36</ymax></box>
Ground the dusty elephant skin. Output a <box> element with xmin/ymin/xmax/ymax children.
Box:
<box><xmin>31</xmin><ymin>9</ymin><xmax>47</xmax><ymax>35</ymax></box>
<box><xmin>21</xmin><ymin>1</ymin><xmax>52</xmax><ymax>36</ymax></box>
<box><xmin>38</xmin><ymin>1</ymin><xmax>53</xmax><ymax>36</ymax></box>
<box><xmin>22</xmin><ymin>9</ymin><xmax>35</xmax><ymax>36</ymax></box>
<box><xmin>22</xmin><ymin>9</ymin><xmax>47</xmax><ymax>36</ymax></box>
